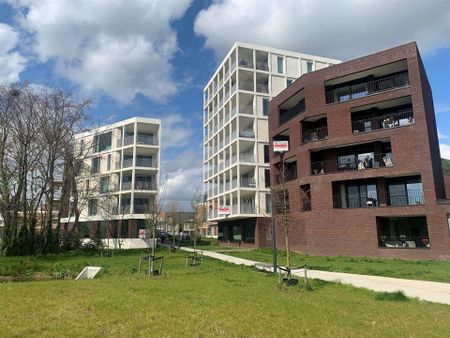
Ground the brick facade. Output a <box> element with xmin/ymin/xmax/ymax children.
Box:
<box><xmin>268</xmin><ymin>42</ymin><xmax>450</xmax><ymax>260</ymax></box>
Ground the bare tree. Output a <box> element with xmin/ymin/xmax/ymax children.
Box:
<box><xmin>272</xmin><ymin>155</ymin><xmax>295</xmax><ymax>281</ymax></box>
<box><xmin>165</xmin><ymin>200</ymin><xmax>180</xmax><ymax>248</ymax></box>
<box><xmin>191</xmin><ymin>187</ymin><xmax>206</xmax><ymax>258</ymax></box>
<box><xmin>0</xmin><ymin>82</ymin><xmax>90</xmax><ymax>256</ymax></box>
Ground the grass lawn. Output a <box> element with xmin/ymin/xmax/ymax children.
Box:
<box><xmin>216</xmin><ymin>248</ymin><xmax>450</xmax><ymax>283</ymax></box>
<box><xmin>1</xmin><ymin>250</ymin><xmax>450</xmax><ymax>337</ymax></box>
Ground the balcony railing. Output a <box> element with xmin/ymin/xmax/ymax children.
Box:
<box><xmin>279</xmin><ymin>99</ymin><xmax>306</xmax><ymax>126</ymax></box>
<box><xmin>241</xmin><ymin>177</ymin><xmax>256</xmax><ymax>188</ymax></box>
<box><xmin>333</xmin><ymin>189</ymin><xmax>424</xmax><ymax>208</ymax></box>
<box><xmin>239</xmin><ymin>81</ymin><xmax>254</xmax><ymax>91</ymax></box>
<box><xmin>379</xmin><ymin>236</ymin><xmax>430</xmax><ymax>249</ymax></box>
<box><xmin>353</xmin><ymin>110</ymin><xmax>414</xmax><ymax>133</ymax></box>
<box><xmin>120</xmin><ymin>205</ymin><xmax>131</xmax><ymax>214</ymax></box>
<box><xmin>122</xmin><ymin>181</ymin><xmax>132</xmax><ymax>190</ymax></box>
<box><xmin>136</xmin><ymin>158</ymin><xmax>154</xmax><ymax>167</ymax></box>
<box><xmin>134</xmin><ymin>204</ymin><xmax>148</xmax><ymax>214</ymax></box>
<box><xmin>311</xmin><ymin>153</ymin><xmax>393</xmax><ymax>175</ymax></box>
<box><xmin>239</xmin><ymin>153</ymin><xmax>254</xmax><ymax>163</ymax></box>
<box><xmin>241</xmin><ymin>203</ymin><xmax>256</xmax><ymax>214</ymax></box>
<box><xmin>326</xmin><ymin>72</ymin><xmax>409</xmax><ymax>104</ymax></box>
<box><xmin>302</xmin><ymin>127</ymin><xmax>328</xmax><ymax>144</ymax></box>
<box><xmin>276</xmin><ymin>169</ymin><xmax>298</xmax><ymax>184</ymax></box>
<box><xmin>135</xmin><ymin>181</ymin><xmax>156</xmax><ymax>190</ymax></box>
<box><xmin>256</xmin><ymin>61</ymin><xmax>269</xmax><ymax>71</ymax></box>
<box><xmin>256</xmin><ymin>83</ymin><xmax>269</xmax><ymax>93</ymax></box>
<box><xmin>124</xmin><ymin>136</ymin><xmax>134</xmax><ymax>146</ymax></box>
<box><xmin>239</xmin><ymin>129</ymin><xmax>255</xmax><ymax>138</ymax></box>
<box><xmin>240</xmin><ymin>105</ymin><xmax>253</xmax><ymax>115</ymax></box>
<box><xmin>239</xmin><ymin>59</ymin><xmax>253</xmax><ymax>68</ymax></box>
<box><xmin>122</xmin><ymin>158</ymin><xmax>133</xmax><ymax>168</ymax></box>
<box><xmin>137</xmin><ymin>134</ymin><xmax>157</xmax><ymax>146</ymax></box>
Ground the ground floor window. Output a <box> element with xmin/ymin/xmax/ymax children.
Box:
<box><xmin>377</xmin><ymin>216</ymin><xmax>430</xmax><ymax>248</ymax></box>
<box><xmin>218</xmin><ymin>222</ymin><xmax>255</xmax><ymax>243</ymax></box>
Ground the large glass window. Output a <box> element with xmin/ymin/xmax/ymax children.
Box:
<box><xmin>264</xmin><ymin>145</ymin><xmax>270</xmax><ymax>163</ymax></box>
<box><xmin>100</xmin><ymin>176</ymin><xmax>110</xmax><ymax>193</ymax></box>
<box><xmin>94</xmin><ymin>132</ymin><xmax>112</xmax><ymax>152</ymax></box>
<box><xmin>346</xmin><ymin>182</ymin><xmax>378</xmax><ymax>208</ymax></box>
<box><xmin>265</xmin><ymin>194</ymin><xmax>272</xmax><ymax>213</ymax></box>
<box><xmin>377</xmin><ymin>216</ymin><xmax>430</xmax><ymax>248</ymax></box>
<box><xmin>306</xmin><ymin>61</ymin><xmax>313</xmax><ymax>73</ymax></box>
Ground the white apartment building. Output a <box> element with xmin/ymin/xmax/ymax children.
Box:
<box><xmin>62</xmin><ymin>117</ymin><xmax>160</xmax><ymax>238</ymax></box>
<box><xmin>203</xmin><ymin>42</ymin><xmax>341</xmax><ymax>246</ymax></box>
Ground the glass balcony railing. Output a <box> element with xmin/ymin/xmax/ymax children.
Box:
<box><xmin>302</xmin><ymin>127</ymin><xmax>328</xmax><ymax>144</ymax></box>
<box><xmin>311</xmin><ymin>153</ymin><xmax>393</xmax><ymax>175</ymax></box>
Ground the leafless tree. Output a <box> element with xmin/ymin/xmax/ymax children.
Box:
<box><xmin>191</xmin><ymin>187</ymin><xmax>206</xmax><ymax>257</ymax></box>
<box><xmin>165</xmin><ymin>200</ymin><xmax>180</xmax><ymax>247</ymax></box>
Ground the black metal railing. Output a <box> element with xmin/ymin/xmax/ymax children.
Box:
<box><xmin>379</xmin><ymin>236</ymin><xmax>430</xmax><ymax>248</ymax></box>
<box><xmin>279</xmin><ymin>99</ymin><xmax>306</xmax><ymax>126</ymax></box>
<box><xmin>352</xmin><ymin>110</ymin><xmax>414</xmax><ymax>133</ymax></box>
<box><xmin>333</xmin><ymin>189</ymin><xmax>424</xmax><ymax>208</ymax></box>
<box><xmin>302</xmin><ymin>127</ymin><xmax>328</xmax><ymax>143</ymax></box>
<box><xmin>311</xmin><ymin>153</ymin><xmax>393</xmax><ymax>175</ymax></box>
<box><xmin>276</xmin><ymin>167</ymin><xmax>298</xmax><ymax>184</ymax></box>
<box><xmin>326</xmin><ymin>72</ymin><xmax>409</xmax><ymax>104</ymax></box>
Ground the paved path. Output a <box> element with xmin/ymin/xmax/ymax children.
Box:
<box><xmin>181</xmin><ymin>247</ymin><xmax>450</xmax><ymax>306</ymax></box>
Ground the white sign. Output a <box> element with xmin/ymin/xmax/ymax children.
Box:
<box><xmin>218</xmin><ymin>206</ymin><xmax>231</xmax><ymax>215</ymax></box>
<box><xmin>273</xmin><ymin>140</ymin><xmax>289</xmax><ymax>152</ymax></box>
<box><xmin>139</xmin><ymin>229</ymin><xmax>148</xmax><ymax>239</ymax></box>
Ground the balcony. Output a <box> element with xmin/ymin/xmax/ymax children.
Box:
<box><xmin>279</xmin><ymin>99</ymin><xmax>305</xmax><ymax>126</ymax></box>
<box><xmin>312</xmin><ymin>152</ymin><xmax>393</xmax><ymax>175</ymax></box>
<box><xmin>238</xmin><ymin>58</ymin><xmax>253</xmax><ymax>69</ymax></box>
<box><xmin>120</xmin><ymin>205</ymin><xmax>131</xmax><ymax>214</ymax></box>
<box><xmin>256</xmin><ymin>83</ymin><xmax>269</xmax><ymax>93</ymax></box>
<box><xmin>239</xmin><ymin>129</ymin><xmax>255</xmax><ymax>138</ymax></box>
<box><xmin>377</xmin><ymin>216</ymin><xmax>430</xmax><ymax>249</ymax></box>
<box><xmin>326</xmin><ymin>72</ymin><xmax>409</xmax><ymax>104</ymax></box>
<box><xmin>333</xmin><ymin>189</ymin><xmax>423</xmax><ymax>209</ymax></box>
<box><xmin>256</xmin><ymin>61</ymin><xmax>269</xmax><ymax>71</ymax></box>
<box><xmin>353</xmin><ymin>109</ymin><xmax>414</xmax><ymax>133</ymax></box>
<box><xmin>239</xmin><ymin>81</ymin><xmax>254</xmax><ymax>92</ymax></box>
<box><xmin>134</xmin><ymin>204</ymin><xmax>147</xmax><ymax>214</ymax></box>
<box><xmin>302</xmin><ymin>127</ymin><xmax>328</xmax><ymax>144</ymax></box>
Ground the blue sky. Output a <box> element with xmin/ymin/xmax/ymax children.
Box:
<box><xmin>0</xmin><ymin>0</ymin><xmax>449</xmax><ymax>207</ymax></box>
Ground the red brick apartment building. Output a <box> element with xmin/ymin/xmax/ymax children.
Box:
<box><xmin>269</xmin><ymin>42</ymin><xmax>450</xmax><ymax>260</ymax></box>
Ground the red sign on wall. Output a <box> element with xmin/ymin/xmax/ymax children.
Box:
<box><xmin>273</xmin><ymin>140</ymin><xmax>289</xmax><ymax>152</ymax></box>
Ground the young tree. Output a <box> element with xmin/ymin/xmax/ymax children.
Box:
<box><xmin>272</xmin><ymin>154</ymin><xmax>295</xmax><ymax>281</ymax></box>
<box><xmin>165</xmin><ymin>200</ymin><xmax>180</xmax><ymax>248</ymax></box>
<box><xmin>191</xmin><ymin>187</ymin><xmax>206</xmax><ymax>260</ymax></box>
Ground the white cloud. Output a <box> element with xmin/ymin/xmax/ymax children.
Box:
<box><xmin>441</xmin><ymin>144</ymin><xmax>450</xmax><ymax>160</ymax></box>
<box><xmin>194</xmin><ymin>0</ymin><xmax>450</xmax><ymax>60</ymax></box>
<box><xmin>0</xmin><ymin>23</ymin><xmax>26</xmax><ymax>82</ymax></box>
<box><xmin>435</xmin><ymin>102</ymin><xmax>450</xmax><ymax>114</ymax></box>
<box><xmin>11</xmin><ymin>0</ymin><xmax>192</xmax><ymax>103</ymax></box>
<box><xmin>161</xmin><ymin>148</ymin><xmax>203</xmax><ymax>209</ymax></box>
<box><xmin>161</xmin><ymin>113</ymin><xmax>195</xmax><ymax>148</ymax></box>
<box><xmin>438</xmin><ymin>130</ymin><xmax>448</xmax><ymax>140</ymax></box>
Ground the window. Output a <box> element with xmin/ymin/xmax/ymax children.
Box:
<box><xmin>287</xmin><ymin>79</ymin><xmax>294</xmax><ymax>87</ymax></box>
<box><xmin>94</xmin><ymin>132</ymin><xmax>112</xmax><ymax>152</ymax></box>
<box><xmin>448</xmin><ymin>215</ymin><xmax>450</xmax><ymax>234</ymax></box>
<box><xmin>100</xmin><ymin>176</ymin><xmax>110</xmax><ymax>193</ymax></box>
<box><xmin>262</xmin><ymin>98</ymin><xmax>269</xmax><ymax>116</ymax></box>
<box><xmin>91</xmin><ymin>157</ymin><xmax>100</xmax><ymax>174</ymax></box>
<box><xmin>346</xmin><ymin>183</ymin><xmax>378</xmax><ymax>208</ymax></box>
<box><xmin>88</xmin><ymin>199</ymin><xmax>98</xmax><ymax>216</ymax></box>
<box><xmin>107</xmin><ymin>154</ymin><xmax>111</xmax><ymax>171</ymax></box>
<box><xmin>264</xmin><ymin>169</ymin><xmax>271</xmax><ymax>188</ymax></box>
<box><xmin>277</xmin><ymin>56</ymin><xmax>284</xmax><ymax>74</ymax></box>
<box><xmin>300</xmin><ymin>184</ymin><xmax>311</xmax><ymax>211</ymax></box>
<box><xmin>306</xmin><ymin>61</ymin><xmax>313</xmax><ymax>73</ymax></box>
<box><xmin>264</xmin><ymin>145</ymin><xmax>270</xmax><ymax>163</ymax></box>
<box><xmin>266</xmin><ymin>194</ymin><xmax>272</xmax><ymax>213</ymax></box>
<box><xmin>388</xmin><ymin>177</ymin><xmax>423</xmax><ymax>206</ymax></box>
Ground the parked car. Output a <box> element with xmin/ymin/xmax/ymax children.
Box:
<box><xmin>157</xmin><ymin>231</ymin><xmax>173</xmax><ymax>242</ymax></box>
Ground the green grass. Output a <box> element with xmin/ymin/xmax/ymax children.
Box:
<box><xmin>442</xmin><ymin>158</ymin><xmax>450</xmax><ymax>175</ymax></box>
<box><xmin>210</xmin><ymin>248</ymin><xmax>450</xmax><ymax>283</ymax></box>
<box><xmin>1</xmin><ymin>250</ymin><xmax>450</xmax><ymax>337</ymax></box>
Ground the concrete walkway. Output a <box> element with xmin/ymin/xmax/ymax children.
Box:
<box><xmin>181</xmin><ymin>247</ymin><xmax>450</xmax><ymax>306</ymax></box>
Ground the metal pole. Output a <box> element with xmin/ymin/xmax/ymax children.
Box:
<box><xmin>271</xmin><ymin>212</ymin><xmax>277</xmax><ymax>273</ymax></box>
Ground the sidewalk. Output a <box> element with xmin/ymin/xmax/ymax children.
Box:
<box><xmin>181</xmin><ymin>247</ymin><xmax>450</xmax><ymax>306</ymax></box>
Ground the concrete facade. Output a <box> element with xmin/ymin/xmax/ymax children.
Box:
<box><xmin>268</xmin><ymin>42</ymin><xmax>450</xmax><ymax>259</ymax></box>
